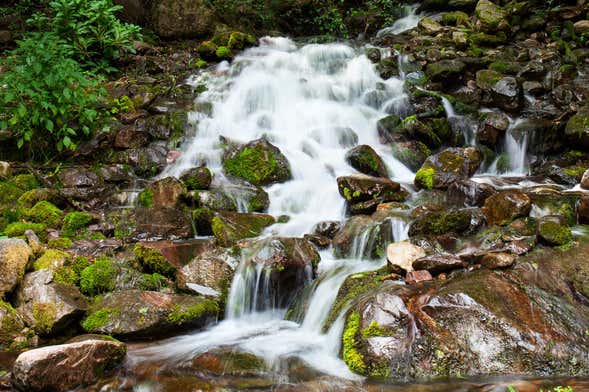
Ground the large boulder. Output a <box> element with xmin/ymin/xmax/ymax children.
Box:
<box><xmin>211</xmin><ymin>211</ymin><xmax>275</xmax><ymax>246</ymax></box>
<box><xmin>15</xmin><ymin>269</ymin><xmax>88</xmax><ymax>335</ymax></box>
<box><xmin>345</xmin><ymin>145</ymin><xmax>388</xmax><ymax>178</ymax></box>
<box><xmin>483</xmin><ymin>190</ymin><xmax>532</xmax><ymax>226</ymax></box>
<box><xmin>134</xmin><ymin>206</ymin><xmax>194</xmax><ymax>240</ymax></box>
<box><xmin>11</xmin><ymin>336</ymin><xmax>126</xmax><ymax>392</ymax></box>
<box><xmin>138</xmin><ymin>177</ymin><xmax>185</xmax><ymax>208</ymax></box>
<box><xmin>81</xmin><ymin>290</ymin><xmax>218</xmax><ymax>338</ymax></box>
<box><xmin>414</xmin><ymin>147</ymin><xmax>483</xmax><ymax>189</ymax></box>
<box><xmin>223</xmin><ymin>139</ymin><xmax>291</xmax><ymax>186</ymax></box>
<box><xmin>134</xmin><ymin>239</ymin><xmax>215</xmax><ymax>278</ymax></box>
<box><xmin>338</xmin><ymin>244</ymin><xmax>589</xmax><ymax>379</ymax></box>
<box><xmin>0</xmin><ymin>239</ymin><xmax>32</xmax><ymax>297</ymax></box>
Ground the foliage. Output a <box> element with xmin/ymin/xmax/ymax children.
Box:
<box><xmin>29</xmin><ymin>0</ymin><xmax>142</xmax><ymax>72</ymax></box>
<box><xmin>0</xmin><ymin>33</ymin><xmax>107</xmax><ymax>154</ymax></box>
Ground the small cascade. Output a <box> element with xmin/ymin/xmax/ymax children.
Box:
<box><xmin>390</xmin><ymin>216</ymin><xmax>410</xmax><ymax>242</ymax></box>
<box><xmin>376</xmin><ymin>5</ymin><xmax>421</xmax><ymax>38</ymax></box>
<box><xmin>441</xmin><ymin>96</ymin><xmax>477</xmax><ymax>146</ymax></box>
<box><xmin>486</xmin><ymin>117</ymin><xmax>530</xmax><ymax>176</ymax></box>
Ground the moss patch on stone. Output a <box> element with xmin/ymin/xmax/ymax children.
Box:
<box><xmin>80</xmin><ymin>258</ymin><xmax>117</xmax><ymax>296</ymax></box>
<box><xmin>167</xmin><ymin>300</ymin><xmax>219</xmax><ymax>325</ymax></box>
<box><xmin>137</xmin><ymin>188</ymin><xmax>154</xmax><ymax>208</ymax></box>
<box><xmin>34</xmin><ymin>249</ymin><xmax>70</xmax><ymax>270</ymax></box>
<box><xmin>81</xmin><ymin>308</ymin><xmax>119</xmax><ymax>332</ymax></box>
<box><xmin>61</xmin><ymin>212</ymin><xmax>93</xmax><ymax>238</ymax></box>
<box><xmin>415</xmin><ymin>167</ymin><xmax>435</xmax><ymax>189</ymax></box>
<box><xmin>3</xmin><ymin>222</ymin><xmax>46</xmax><ymax>238</ymax></box>
<box><xmin>133</xmin><ymin>245</ymin><xmax>176</xmax><ymax>278</ymax></box>
<box><xmin>24</xmin><ymin>201</ymin><xmax>63</xmax><ymax>228</ymax></box>
<box><xmin>343</xmin><ymin>312</ymin><xmax>366</xmax><ymax>374</ymax></box>
<box><xmin>48</xmin><ymin>237</ymin><xmax>73</xmax><ymax>249</ymax></box>
<box><xmin>32</xmin><ymin>302</ymin><xmax>57</xmax><ymax>335</ymax></box>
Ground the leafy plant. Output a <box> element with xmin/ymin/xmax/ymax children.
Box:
<box><xmin>0</xmin><ymin>32</ymin><xmax>107</xmax><ymax>154</ymax></box>
<box><xmin>29</xmin><ymin>0</ymin><xmax>142</xmax><ymax>72</ymax></box>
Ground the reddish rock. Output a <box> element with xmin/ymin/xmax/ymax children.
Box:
<box><xmin>480</xmin><ymin>252</ymin><xmax>516</xmax><ymax>269</ymax></box>
<box><xmin>405</xmin><ymin>270</ymin><xmax>433</xmax><ymax>284</ymax></box>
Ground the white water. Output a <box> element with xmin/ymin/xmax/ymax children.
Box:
<box><xmin>131</xmin><ymin>37</ymin><xmax>416</xmax><ymax>381</ymax></box>
<box><xmin>376</xmin><ymin>5</ymin><xmax>421</xmax><ymax>37</ymax></box>
<box><xmin>484</xmin><ymin>117</ymin><xmax>530</xmax><ymax>176</ymax></box>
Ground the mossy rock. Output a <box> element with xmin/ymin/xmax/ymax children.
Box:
<box><xmin>0</xmin><ymin>300</ymin><xmax>27</xmax><ymax>350</ymax></box>
<box><xmin>61</xmin><ymin>212</ymin><xmax>93</xmax><ymax>238</ymax></box>
<box><xmin>24</xmin><ymin>201</ymin><xmax>63</xmax><ymax>228</ymax></box>
<box><xmin>211</xmin><ymin>211</ymin><xmax>275</xmax><ymax>247</ymax></box>
<box><xmin>227</xmin><ymin>31</ymin><xmax>256</xmax><ymax>50</ymax></box>
<box><xmin>47</xmin><ymin>237</ymin><xmax>73</xmax><ymax>250</ymax></box>
<box><xmin>564</xmin><ymin>112</ymin><xmax>589</xmax><ymax>148</ymax></box>
<box><xmin>197</xmin><ymin>40</ymin><xmax>218</xmax><ymax>61</ymax></box>
<box><xmin>425</xmin><ymin>60</ymin><xmax>466</xmax><ymax>82</ymax></box>
<box><xmin>79</xmin><ymin>258</ymin><xmax>118</xmax><ymax>296</ymax></box>
<box><xmin>3</xmin><ymin>222</ymin><xmax>46</xmax><ymax>240</ymax></box>
<box><xmin>475</xmin><ymin>69</ymin><xmax>503</xmax><ymax>91</ymax></box>
<box><xmin>133</xmin><ymin>244</ymin><xmax>177</xmax><ymax>278</ymax></box>
<box><xmin>414</xmin><ymin>147</ymin><xmax>483</xmax><ymax>190</ymax></box>
<box><xmin>17</xmin><ymin>188</ymin><xmax>59</xmax><ymax>209</ymax></box>
<box><xmin>392</xmin><ymin>141</ymin><xmax>431</xmax><ymax>172</ymax></box>
<box><xmin>475</xmin><ymin>0</ymin><xmax>509</xmax><ymax>32</ymax></box>
<box><xmin>537</xmin><ymin>218</ymin><xmax>573</xmax><ymax>247</ymax></box>
<box><xmin>34</xmin><ymin>249</ymin><xmax>70</xmax><ymax>271</ymax></box>
<box><xmin>345</xmin><ymin>145</ymin><xmax>388</xmax><ymax>178</ymax></box>
<box><xmin>181</xmin><ymin>167</ymin><xmax>212</xmax><ymax>190</ymax></box>
<box><xmin>12</xmin><ymin>174</ymin><xmax>39</xmax><ymax>192</ymax></box>
<box><xmin>223</xmin><ymin>139</ymin><xmax>291</xmax><ymax>186</ymax></box>
<box><xmin>409</xmin><ymin>209</ymin><xmax>481</xmax><ymax>236</ymax></box>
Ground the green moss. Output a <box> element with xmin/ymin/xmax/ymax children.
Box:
<box><xmin>80</xmin><ymin>258</ymin><xmax>117</xmax><ymax>296</ymax></box>
<box><xmin>140</xmin><ymin>273</ymin><xmax>167</xmax><ymax>291</ymax></box>
<box><xmin>23</xmin><ymin>201</ymin><xmax>62</xmax><ymax>227</ymax></box>
<box><xmin>13</xmin><ymin>174</ymin><xmax>38</xmax><ymax>191</ymax></box>
<box><xmin>0</xmin><ymin>300</ymin><xmax>24</xmax><ymax>349</ymax></box>
<box><xmin>227</xmin><ymin>32</ymin><xmax>255</xmax><ymax>50</ymax></box>
<box><xmin>563</xmin><ymin>166</ymin><xmax>587</xmax><ymax>179</ymax></box>
<box><xmin>211</xmin><ymin>213</ymin><xmax>275</xmax><ymax>246</ymax></box>
<box><xmin>61</xmin><ymin>212</ymin><xmax>93</xmax><ymax>237</ymax></box>
<box><xmin>137</xmin><ymin>188</ymin><xmax>154</xmax><ymax>207</ymax></box>
<box><xmin>71</xmin><ymin>255</ymin><xmax>91</xmax><ymax>276</ymax></box>
<box><xmin>32</xmin><ymin>303</ymin><xmax>56</xmax><ymax>335</ymax></box>
<box><xmin>34</xmin><ymin>249</ymin><xmax>70</xmax><ymax>270</ymax></box>
<box><xmin>3</xmin><ymin>221</ymin><xmax>46</xmax><ymax>238</ymax></box>
<box><xmin>167</xmin><ymin>300</ymin><xmax>219</xmax><ymax>325</ymax></box>
<box><xmin>17</xmin><ymin>188</ymin><xmax>55</xmax><ymax>209</ymax></box>
<box><xmin>134</xmin><ymin>245</ymin><xmax>176</xmax><ymax>278</ymax></box>
<box><xmin>216</xmin><ymin>45</ymin><xmax>231</xmax><ymax>59</ymax></box>
<box><xmin>496</xmin><ymin>153</ymin><xmax>511</xmax><ymax>172</ymax></box>
<box><xmin>48</xmin><ymin>237</ymin><xmax>73</xmax><ymax>249</ymax></box>
<box><xmin>361</xmin><ymin>321</ymin><xmax>389</xmax><ymax>338</ymax></box>
<box><xmin>81</xmin><ymin>308</ymin><xmax>118</xmax><ymax>332</ymax></box>
<box><xmin>415</xmin><ymin>167</ymin><xmax>435</xmax><ymax>189</ymax></box>
<box><xmin>343</xmin><ymin>312</ymin><xmax>366</xmax><ymax>374</ymax></box>
<box><xmin>53</xmin><ymin>266</ymin><xmax>79</xmax><ymax>286</ymax></box>
<box><xmin>0</xmin><ymin>181</ymin><xmax>23</xmax><ymax>206</ymax></box>
<box><xmin>343</xmin><ymin>187</ymin><xmax>352</xmax><ymax>201</ymax></box>
<box><xmin>224</xmin><ymin>146</ymin><xmax>279</xmax><ymax>186</ymax></box>
<box><xmin>539</xmin><ymin>221</ymin><xmax>573</xmax><ymax>247</ymax></box>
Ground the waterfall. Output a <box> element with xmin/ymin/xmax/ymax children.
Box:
<box><xmin>485</xmin><ymin>117</ymin><xmax>530</xmax><ymax>176</ymax></box>
<box><xmin>376</xmin><ymin>5</ymin><xmax>421</xmax><ymax>38</ymax></box>
<box><xmin>129</xmin><ymin>37</ymin><xmax>416</xmax><ymax>381</ymax></box>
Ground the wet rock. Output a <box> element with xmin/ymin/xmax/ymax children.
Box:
<box><xmin>391</xmin><ymin>141</ymin><xmax>430</xmax><ymax>172</ymax></box>
<box><xmin>522</xmin><ymin>81</ymin><xmax>544</xmax><ymax>96</ymax></box>
<box><xmin>11</xmin><ymin>337</ymin><xmax>126</xmax><ymax>392</ymax></box>
<box><xmin>447</xmin><ymin>180</ymin><xmax>496</xmax><ymax>207</ymax></box>
<box><xmin>365</xmin><ymin>48</ymin><xmax>381</xmax><ymax>63</ymax></box>
<box><xmin>181</xmin><ymin>167</ymin><xmax>212</xmax><ymax>190</ymax></box>
<box><xmin>211</xmin><ymin>211</ymin><xmax>275</xmax><ymax>246</ymax></box>
<box><xmin>537</xmin><ymin>216</ymin><xmax>572</xmax><ymax>247</ymax></box>
<box><xmin>138</xmin><ymin>176</ymin><xmax>185</xmax><ymax>208</ymax></box>
<box><xmin>81</xmin><ymin>290</ymin><xmax>218</xmax><ymax>338</ymax></box>
<box><xmin>581</xmin><ymin>169</ymin><xmax>589</xmax><ymax>189</ymax></box>
<box><xmin>0</xmin><ymin>239</ymin><xmax>32</xmax><ymax>297</ymax></box>
<box><xmin>223</xmin><ymin>139</ymin><xmax>291</xmax><ymax>186</ymax></box>
<box><xmin>413</xmin><ymin>253</ymin><xmax>466</xmax><ymax>274</ymax></box>
<box><xmin>476</xmin><ymin>111</ymin><xmax>509</xmax><ymax>147</ymax></box>
<box><xmin>409</xmin><ymin>208</ymin><xmax>484</xmax><ymax>236</ymax></box>
<box><xmin>414</xmin><ymin>147</ymin><xmax>483</xmax><ymax>189</ymax></box>
<box><xmin>337</xmin><ymin>174</ymin><xmax>404</xmax><ymax>204</ymax></box>
<box><xmin>15</xmin><ymin>269</ymin><xmax>87</xmax><ymax>335</ymax></box>
<box><xmin>313</xmin><ymin>221</ymin><xmax>342</xmax><ymax>239</ymax></box>
<box><xmin>565</xmin><ymin>111</ymin><xmax>589</xmax><ymax>148</ymax></box>
<box><xmin>244</xmin><ymin>237</ymin><xmax>320</xmax><ymax>307</ymax></box>
<box><xmin>345</xmin><ymin>145</ymin><xmax>388</xmax><ymax>178</ymax></box>
<box><xmin>189</xmin><ymin>189</ymin><xmax>237</xmax><ymax>211</ymax></box>
<box><xmin>98</xmin><ymin>164</ymin><xmax>135</xmax><ymax>184</ymax></box>
<box><xmin>111</xmin><ymin>146</ymin><xmax>167</xmax><ymax>177</ymax></box>
<box><xmin>475</xmin><ymin>0</ymin><xmax>509</xmax><ymax>33</ymax></box>
<box><xmin>386</xmin><ymin>242</ymin><xmax>425</xmax><ymax>275</ymax></box>
<box><xmin>483</xmin><ymin>190</ymin><xmax>532</xmax><ymax>226</ymax></box>
<box><xmin>58</xmin><ymin>167</ymin><xmax>102</xmax><ymax>188</ymax></box>
<box><xmin>134</xmin><ymin>239</ymin><xmax>215</xmax><ymax>278</ymax></box>
<box><xmin>134</xmin><ymin>207</ymin><xmax>193</xmax><ymax>239</ymax></box>
<box><xmin>426</xmin><ymin>60</ymin><xmax>466</xmax><ymax>82</ymax></box>
<box><xmin>177</xmin><ymin>248</ymin><xmax>236</xmax><ymax>298</ymax></box>
<box><xmin>480</xmin><ymin>252</ymin><xmax>515</xmax><ymax>269</ymax></box>
<box><xmin>405</xmin><ymin>270</ymin><xmax>433</xmax><ymax>284</ymax></box>
<box><xmin>578</xmin><ymin>197</ymin><xmax>589</xmax><ymax>224</ymax></box>
<box><xmin>114</xmin><ymin>126</ymin><xmax>150</xmax><ymax>149</ymax></box>
<box><xmin>418</xmin><ymin>17</ymin><xmax>443</xmax><ymax>34</ymax></box>
<box><xmin>491</xmin><ymin>76</ymin><xmax>520</xmax><ymax>111</ymax></box>
<box><xmin>304</xmin><ymin>234</ymin><xmax>331</xmax><ymax>249</ymax></box>
<box><xmin>333</xmin><ymin>215</ymin><xmax>391</xmax><ymax>259</ymax></box>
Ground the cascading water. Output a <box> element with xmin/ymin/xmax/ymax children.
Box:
<box><xmin>130</xmin><ymin>37</ymin><xmax>416</xmax><ymax>381</ymax></box>
<box><xmin>485</xmin><ymin>116</ymin><xmax>531</xmax><ymax>176</ymax></box>
<box><xmin>376</xmin><ymin>5</ymin><xmax>421</xmax><ymax>37</ymax></box>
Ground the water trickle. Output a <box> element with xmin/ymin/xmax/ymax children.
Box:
<box><xmin>486</xmin><ymin>117</ymin><xmax>530</xmax><ymax>176</ymax></box>
<box><xmin>376</xmin><ymin>5</ymin><xmax>421</xmax><ymax>38</ymax></box>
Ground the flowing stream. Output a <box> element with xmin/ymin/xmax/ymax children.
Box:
<box><xmin>131</xmin><ymin>37</ymin><xmax>414</xmax><ymax>382</ymax></box>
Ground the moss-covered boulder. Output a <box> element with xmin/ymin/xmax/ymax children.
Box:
<box><xmin>61</xmin><ymin>212</ymin><xmax>94</xmax><ymax>238</ymax></box>
<box><xmin>475</xmin><ymin>0</ymin><xmax>509</xmax><ymax>33</ymax></box>
<box><xmin>151</xmin><ymin>0</ymin><xmax>215</xmax><ymax>38</ymax></box>
<box><xmin>24</xmin><ymin>201</ymin><xmax>63</xmax><ymax>228</ymax></box>
<box><xmin>338</xmin><ymin>252</ymin><xmax>589</xmax><ymax>380</ymax></box>
<box><xmin>414</xmin><ymin>147</ymin><xmax>483</xmax><ymax>189</ymax></box>
<box><xmin>177</xmin><ymin>247</ymin><xmax>237</xmax><ymax>300</ymax></box>
<box><xmin>0</xmin><ymin>300</ymin><xmax>28</xmax><ymax>350</ymax></box>
<box><xmin>345</xmin><ymin>145</ymin><xmax>388</xmax><ymax>178</ymax></box>
<box><xmin>181</xmin><ymin>167</ymin><xmax>213</xmax><ymax>190</ymax></box>
<box><xmin>377</xmin><ymin>115</ymin><xmax>447</xmax><ymax>149</ymax></box>
<box><xmin>81</xmin><ymin>290</ymin><xmax>218</xmax><ymax>338</ymax></box>
<box><xmin>537</xmin><ymin>217</ymin><xmax>573</xmax><ymax>247</ymax></box>
<box><xmin>3</xmin><ymin>222</ymin><xmax>46</xmax><ymax>239</ymax></box>
<box><xmin>223</xmin><ymin>139</ymin><xmax>292</xmax><ymax>186</ymax></box>
<box><xmin>337</xmin><ymin>174</ymin><xmax>404</xmax><ymax>205</ymax></box>
<box><xmin>425</xmin><ymin>60</ymin><xmax>466</xmax><ymax>82</ymax></box>
<box><xmin>409</xmin><ymin>208</ymin><xmax>484</xmax><ymax>236</ymax></box>
<box><xmin>33</xmin><ymin>249</ymin><xmax>70</xmax><ymax>271</ymax></box>
<box><xmin>483</xmin><ymin>190</ymin><xmax>532</xmax><ymax>226</ymax></box>
<box><xmin>392</xmin><ymin>141</ymin><xmax>431</xmax><ymax>172</ymax></box>
<box><xmin>211</xmin><ymin>211</ymin><xmax>275</xmax><ymax>246</ymax></box>
<box><xmin>0</xmin><ymin>238</ymin><xmax>32</xmax><ymax>297</ymax></box>
<box><xmin>11</xmin><ymin>337</ymin><xmax>127</xmax><ymax>392</ymax></box>
<box><xmin>15</xmin><ymin>269</ymin><xmax>88</xmax><ymax>336</ymax></box>
<box><xmin>564</xmin><ymin>112</ymin><xmax>589</xmax><ymax>149</ymax></box>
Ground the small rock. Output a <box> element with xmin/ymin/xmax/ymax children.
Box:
<box><xmin>181</xmin><ymin>167</ymin><xmax>212</xmax><ymax>190</ymax></box>
<box><xmin>211</xmin><ymin>211</ymin><xmax>275</xmax><ymax>246</ymax></box>
<box><xmin>418</xmin><ymin>17</ymin><xmax>443</xmax><ymax>34</ymax></box>
<box><xmin>223</xmin><ymin>139</ymin><xmax>291</xmax><ymax>186</ymax></box>
<box><xmin>581</xmin><ymin>169</ymin><xmax>589</xmax><ymax>190</ymax></box>
<box><xmin>578</xmin><ymin>197</ymin><xmax>589</xmax><ymax>224</ymax></box>
<box><xmin>480</xmin><ymin>252</ymin><xmax>515</xmax><ymax>269</ymax></box>
<box><xmin>11</xmin><ymin>337</ymin><xmax>126</xmax><ymax>392</ymax></box>
<box><xmin>483</xmin><ymin>190</ymin><xmax>531</xmax><ymax>226</ymax></box>
<box><xmin>337</xmin><ymin>174</ymin><xmax>404</xmax><ymax>204</ymax></box>
<box><xmin>140</xmin><ymin>177</ymin><xmax>185</xmax><ymax>208</ymax></box>
<box><xmin>176</xmin><ymin>248</ymin><xmax>236</xmax><ymax>297</ymax></box>
<box><xmin>405</xmin><ymin>270</ymin><xmax>433</xmax><ymax>284</ymax></box>
<box><xmin>313</xmin><ymin>221</ymin><xmax>342</xmax><ymax>239</ymax></box>
<box><xmin>386</xmin><ymin>242</ymin><xmax>426</xmax><ymax>275</ymax></box>
<box><xmin>447</xmin><ymin>180</ymin><xmax>496</xmax><ymax>207</ymax></box>
<box><xmin>24</xmin><ymin>230</ymin><xmax>43</xmax><ymax>255</ymax></box>
<box><xmin>134</xmin><ymin>206</ymin><xmax>194</xmax><ymax>240</ymax></box>
<box><xmin>345</xmin><ymin>145</ymin><xmax>388</xmax><ymax>178</ymax></box>
<box><xmin>413</xmin><ymin>253</ymin><xmax>466</xmax><ymax>274</ymax></box>
<box><xmin>523</xmin><ymin>81</ymin><xmax>544</xmax><ymax>96</ymax></box>
<box><xmin>414</xmin><ymin>147</ymin><xmax>483</xmax><ymax>190</ymax></box>
<box><xmin>0</xmin><ymin>162</ymin><xmax>10</xmax><ymax>179</ymax></box>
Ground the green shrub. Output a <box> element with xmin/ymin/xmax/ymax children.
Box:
<box><xmin>30</xmin><ymin>0</ymin><xmax>142</xmax><ymax>72</ymax></box>
<box><xmin>0</xmin><ymin>33</ymin><xmax>106</xmax><ymax>153</ymax></box>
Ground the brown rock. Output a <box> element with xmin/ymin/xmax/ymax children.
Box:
<box><xmin>480</xmin><ymin>252</ymin><xmax>515</xmax><ymax>269</ymax></box>
<box><xmin>483</xmin><ymin>190</ymin><xmax>531</xmax><ymax>226</ymax></box>
<box><xmin>405</xmin><ymin>270</ymin><xmax>433</xmax><ymax>284</ymax></box>
<box><xmin>0</xmin><ymin>239</ymin><xmax>32</xmax><ymax>298</ymax></box>
<box><xmin>387</xmin><ymin>242</ymin><xmax>426</xmax><ymax>275</ymax></box>
<box><xmin>413</xmin><ymin>254</ymin><xmax>467</xmax><ymax>274</ymax></box>
<box><xmin>11</xmin><ymin>337</ymin><xmax>126</xmax><ymax>392</ymax></box>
